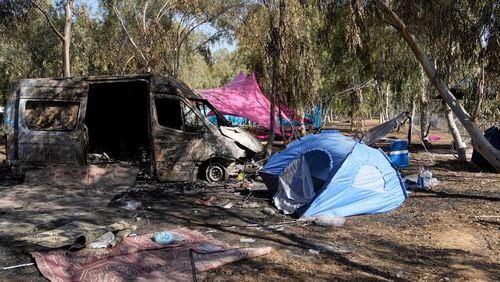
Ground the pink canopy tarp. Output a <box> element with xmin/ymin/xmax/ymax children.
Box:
<box><xmin>198</xmin><ymin>72</ymin><xmax>290</xmax><ymax>135</ymax></box>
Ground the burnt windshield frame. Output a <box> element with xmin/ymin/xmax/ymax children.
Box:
<box><xmin>188</xmin><ymin>98</ymin><xmax>232</xmax><ymax>127</ymax></box>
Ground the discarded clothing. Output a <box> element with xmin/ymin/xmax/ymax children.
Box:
<box><xmin>19</xmin><ymin>221</ymin><xmax>132</xmax><ymax>249</ymax></box>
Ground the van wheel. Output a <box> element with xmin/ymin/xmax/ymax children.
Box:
<box><xmin>205</xmin><ymin>162</ymin><xmax>228</xmax><ymax>183</ymax></box>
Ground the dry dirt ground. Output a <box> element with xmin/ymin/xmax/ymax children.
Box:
<box><xmin>0</xmin><ymin>123</ymin><xmax>499</xmax><ymax>281</ymax></box>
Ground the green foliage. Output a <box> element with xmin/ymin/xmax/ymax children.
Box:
<box><xmin>0</xmin><ymin>0</ymin><xmax>242</xmax><ymax>103</ymax></box>
<box><xmin>0</xmin><ymin>0</ymin><xmax>497</xmax><ymax>124</ymax></box>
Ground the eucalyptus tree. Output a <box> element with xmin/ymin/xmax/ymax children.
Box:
<box><xmin>385</xmin><ymin>0</ymin><xmax>499</xmax><ymax>162</ymax></box>
<box><xmin>28</xmin><ymin>0</ymin><xmax>74</xmax><ymax>77</ymax></box>
<box><xmin>237</xmin><ymin>0</ymin><xmax>324</xmax><ymax>144</ymax></box>
<box><xmin>0</xmin><ymin>0</ymin><xmax>75</xmax><ymax>77</ymax></box>
<box><xmin>0</xmin><ymin>1</ymin><xmax>61</xmax><ymax>88</ymax></box>
<box><xmin>259</xmin><ymin>0</ymin><xmax>285</xmax><ymax>155</ymax></box>
<box><xmin>317</xmin><ymin>0</ymin><xmax>382</xmax><ymax>131</ymax></box>
<box><xmin>375</xmin><ymin>0</ymin><xmax>500</xmax><ymax>171</ymax></box>
<box><xmin>0</xmin><ymin>0</ymin><xmax>33</xmax><ymax>24</ymax></box>
<box><xmin>107</xmin><ymin>0</ymin><xmax>243</xmax><ymax>76</ymax></box>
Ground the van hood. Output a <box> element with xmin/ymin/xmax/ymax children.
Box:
<box><xmin>220</xmin><ymin>126</ymin><xmax>263</xmax><ymax>153</ymax></box>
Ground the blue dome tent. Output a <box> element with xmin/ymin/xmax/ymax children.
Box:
<box><xmin>260</xmin><ymin>131</ymin><xmax>408</xmax><ymax>217</ymax></box>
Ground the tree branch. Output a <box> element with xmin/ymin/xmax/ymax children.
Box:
<box><xmin>121</xmin><ymin>55</ymin><xmax>136</xmax><ymax>74</ymax></box>
<box><xmin>29</xmin><ymin>0</ymin><xmax>64</xmax><ymax>41</ymax></box>
<box><xmin>190</xmin><ymin>28</ymin><xmax>230</xmax><ymax>53</ymax></box>
<box><xmin>112</xmin><ymin>3</ymin><xmax>148</xmax><ymax>64</ymax></box>
<box><xmin>142</xmin><ymin>1</ymin><xmax>148</xmax><ymax>33</ymax></box>
<box><xmin>177</xmin><ymin>3</ymin><xmax>239</xmax><ymax>48</ymax></box>
<box><xmin>156</xmin><ymin>0</ymin><xmax>179</xmax><ymax>22</ymax></box>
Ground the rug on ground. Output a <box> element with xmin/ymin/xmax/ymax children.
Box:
<box><xmin>31</xmin><ymin>227</ymin><xmax>272</xmax><ymax>281</ymax></box>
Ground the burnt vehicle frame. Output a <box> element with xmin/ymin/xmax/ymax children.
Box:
<box><xmin>2</xmin><ymin>74</ymin><xmax>264</xmax><ymax>182</ymax></box>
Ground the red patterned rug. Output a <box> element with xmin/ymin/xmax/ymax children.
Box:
<box><xmin>31</xmin><ymin>228</ymin><xmax>272</xmax><ymax>281</ymax></box>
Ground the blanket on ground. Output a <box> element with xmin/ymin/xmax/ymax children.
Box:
<box><xmin>31</xmin><ymin>228</ymin><xmax>272</xmax><ymax>281</ymax></box>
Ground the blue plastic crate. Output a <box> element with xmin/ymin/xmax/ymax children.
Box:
<box><xmin>389</xmin><ymin>139</ymin><xmax>409</xmax><ymax>168</ymax></box>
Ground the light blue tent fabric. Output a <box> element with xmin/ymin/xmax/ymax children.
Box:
<box><xmin>313</xmin><ymin>105</ymin><xmax>322</xmax><ymax>129</ymax></box>
<box><xmin>208</xmin><ymin>114</ymin><xmax>252</xmax><ymax>126</ymax></box>
<box><xmin>260</xmin><ymin>131</ymin><xmax>407</xmax><ymax>217</ymax></box>
<box><xmin>303</xmin><ymin>105</ymin><xmax>323</xmax><ymax>128</ymax></box>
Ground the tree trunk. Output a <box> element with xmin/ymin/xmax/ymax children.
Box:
<box><xmin>409</xmin><ymin>94</ymin><xmax>416</xmax><ymax>135</ymax></box>
<box><xmin>376</xmin><ymin>80</ymin><xmax>384</xmax><ymax>124</ymax></box>
<box><xmin>351</xmin><ymin>86</ymin><xmax>364</xmax><ymax>131</ymax></box>
<box><xmin>444</xmin><ymin>104</ymin><xmax>467</xmax><ymax>162</ymax></box>
<box><xmin>374</xmin><ymin>0</ymin><xmax>500</xmax><ymax>171</ymax></box>
<box><xmin>265</xmin><ymin>0</ymin><xmax>285</xmax><ymax>156</ymax></box>
<box><xmin>297</xmin><ymin>106</ymin><xmax>307</xmax><ymax>136</ymax></box>
<box><xmin>63</xmin><ymin>0</ymin><xmax>73</xmax><ymax>77</ymax></box>
<box><xmin>384</xmin><ymin>83</ymin><xmax>390</xmax><ymax>120</ymax></box>
<box><xmin>173</xmin><ymin>46</ymin><xmax>180</xmax><ymax>78</ymax></box>
<box><xmin>472</xmin><ymin>66</ymin><xmax>485</xmax><ymax>121</ymax></box>
<box><xmin>419</xmin><ymin>67</ymin><xmax>429</xmax><ymax>143</ymax></box>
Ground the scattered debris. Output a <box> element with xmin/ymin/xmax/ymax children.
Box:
<box><xmin>87</xmin><ymin>232</ymin><xmax>115</xmax><ymax>249</ymax></box>
<box><xmin>403</xmin><ymin>174</ymin><xmax>419</xmax><ymax>190</ymax></box>
<box><xmin>473</xmin><ymin>215</ymin><xmax>500</xmax><ymax>225</ymax></box>
<box><xmin>404</xmin><ymin>171</ymin><xmax>439</xmax><ymax>190</ymax></box>
<box><xmin>193</xmin><ymin>195</ymin><xmax>218</xmax><ymax>206</ymax></box>
<box><xmin>1</xmin><ymin>263</ymin><xmax>35</xmax><ymax>270</ymax></box>
<box><xmin>154</xmin><ymin>231</ymin><xmax>185</xmax><ymax>245</ymax></box>
<box><xmin>123</xmin><ymin>200</ymin><xmax>141</xmax><ymax>210</ymax></box>
<box><xmin>312</xmin><ymin>215</ymin><xmax>346</xmax><ymax>227</ymax></box>
<box><xmin>18</xmin><ymin>220</ymin><xmax>133</xmax><ymax>251</ymax></box>
<box><xmin>108</xmin><ymin>228</ymin><xmax>135</xmax><ymax>248</ymax></box>
<box><xmin>474</xmin><ymin>215</ymin><xmax>500</xmax><ymax>219</ymax></box>
<box><xmin>237</xmin><ymin>172</ymin><xmax>247</xmax><ymax>181</ymax></box>
<box><xmin>222</xmin><ymin>202</ymin><xmax>235</xmax><ymax>209</ymax></box>
<box><xmin>263</xmin><ymin>207</ymin><xmax>277</xmax><ymax>216</ymax></box>
<box><xmin>19</xmin><ymin>221</ymin><xmax>105</xmax><ymax>249</ymax></box>
<box><xmin>396</xmin><ymin>269</ymin><xmax>407</xmax><ymax>278</ymax></box>
<box><xmin>264</xmin><ymin>225</ymin><xmax>285</xmax><ymax>231</ymax></box>
<box><xmin>241</xmin><ymin>201</ymin><xmax>261</xmax><ymax>209</ymax></box>
<box><xmin>308</xmin><ymin>249</ymin><xmax>320</xmax><ymax>255</ymax></box>
<box><xmin>70</xmin><ymin>221</ymin><xmax>132</xmax><ymax>251</ymax></box>
<box><xmin>87</xmin><ymin>152</ymin><xmax>111</xmax><ymax>163</ymax></box>
<box><xmin>419</xmin><ymin>168</ymin><xmax>439</xmax><ymax>189</ymax></box>
<box><xmin>308</xmin><ymin>241</ymin><xmax>354</xmax><ymax>254</ymax></box>
<box><xmin>428</xmin><ymin>135</ymin><xmax>442</xmax><ymax>141</ymax></box>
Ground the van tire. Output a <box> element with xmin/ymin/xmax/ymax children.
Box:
<box><xmin>205</xmin><ymin>162</ymin><xmax>228</xmax><ymax>183</ymax></box>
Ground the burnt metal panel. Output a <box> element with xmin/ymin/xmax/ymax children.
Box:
<box><xmin>150</xmin><ymin>93</ymin><xmax>246</xmax><ymax>181</ymax></box>
<box><xmin>16</xmin><ymin>80</ymin><xmax>88</xmax><ymax>166</ymax></box>
<box><xmin>150</xmin><ymin>94</ymin><xmax>206</xmax><ymax>181</ymax></box>
<box><xmin>149</xmin><ymin>75</ymin><xmax>204</xmax><ymax>99</ymax></box>
<box><xmin>3</xmin><ymin>82</ymin><xmax>20</xmax><ymax>165</ymax></box>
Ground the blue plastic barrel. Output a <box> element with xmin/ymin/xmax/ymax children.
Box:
<box><xmin>389</xmin><ymin>139</ymin><xmax>409</xmax><ymax>168</ymax></box>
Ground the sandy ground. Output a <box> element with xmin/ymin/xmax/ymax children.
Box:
<box><xmin>0</xmin><ymin>122</ymin><xmax>499</xmax><ymax>281</ymax></box>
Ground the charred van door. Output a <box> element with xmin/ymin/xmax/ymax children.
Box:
<box><xmin>17</xmin><ymin>80</ymin><xmax>87</xmax><ymax>166</ymax></box>
<box><xmin>151</xmin><ymin>94</ymin><xmax>208</xmax><ymax>181</ymax></box>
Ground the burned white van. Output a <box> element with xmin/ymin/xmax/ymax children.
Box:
<box><xmin>2</xmin><ymin>74</ymin><xmax>264</xmax><ymax>182</ymax></box>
